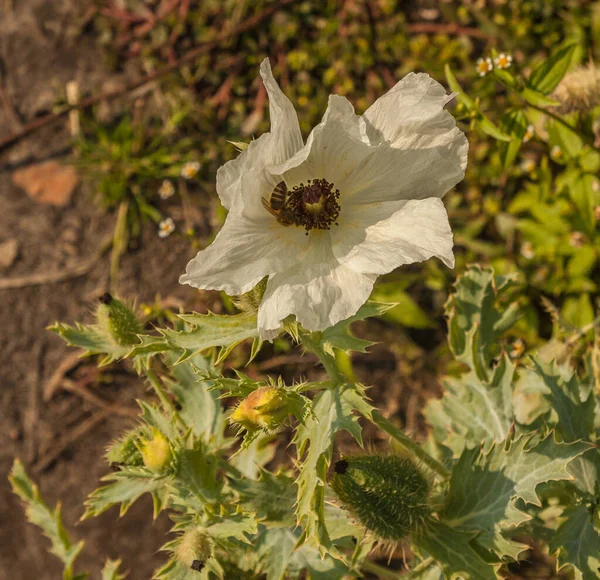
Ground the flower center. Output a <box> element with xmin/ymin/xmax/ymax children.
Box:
<box><xmin>286</xmin><ymin>178</ymin><xmax>341</xmax><ymax>234</ymax></box>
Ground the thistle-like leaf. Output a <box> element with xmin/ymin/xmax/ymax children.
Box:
<box><xmin>549</xmin><ymin>505</ymin><xmax>600</xmax><ymax>580</ymax></box>
<box><xmin>161</xmin><ymin>312</ymin><xmax>260</xmax><ymax>363</ymax></box>
<box><xmin>101</xmin><ymin>559</ymin><xmax>127</xmax><ymax>580</ymax></box>
<box><xmin>425</xmin><ymin>356</ymin><xmax>515</xmax><ymax>455</ymax></box>
<box><xmin>440</xmin><ymin>432</ymin><xmax>592</xmax><ymax>560</ymax></box>
<box><xmin>293</xmin><ymin>383</ymin><xmax>371</xmax><ymax>551</ymax></box>
<box><xmin>9</xmin><ymin>459</ymin><xmax>86</xmax><ymax>579</ymax></box>
<box><xmin>414</xmin><ymin>521</ymin><xmax>497</xmax><ymax>580</ymax></box>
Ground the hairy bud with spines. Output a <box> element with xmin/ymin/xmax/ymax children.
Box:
<box><xmin>331</xmin><ymin>454</ymin><xmax>431</xmax><ymax>541</ymax></box>
<box><xmin>106</xmin><ymin>428</ymin><xmax>144</xmax><ymax>468</ymax></box>
<box><xmin>96</xmin><ymin>293</ymin><xmax>142</xmax><ymax>346</ymax></box>
<box><xmin>230</xmin><ymin>386</ymin><xmax>289</xmax><ymax>431</ymax></box>
<box><xmin>176</xmin><ymin>528</ymin><xmax>213</xmax><ymax>573</ymax></box>
<box><xmin>552</xmin><ymin>64</ymin><xmax>600</xmax><ymax>114</ymax></box>
<box><xmin>138</xmin><ymin>428</ymin><xmax>172</xmax><ymax>473</ymax></box>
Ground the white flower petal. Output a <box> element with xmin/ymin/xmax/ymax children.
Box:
<box><xmin>216</xmin><ymin>59</ymin><xmax>303</xmax><ymax>210</ymax></box>
<box><xmin>268</xmin><ymin>95</ymin><xmax>372</xmax><ymax>188</ymax></box>
<box><xmin>179</xmin><ymin>205</ymin><xmax>309</xmax><ymax>296</ymax></box>
<box><xmin>332</xmin><ymin>197</ymin><xmax>454</xmax><ymax>274</ymax></box>
<box><xmin>340</xmin><ymin>72</ymin><xmax>468</xmax><ymax>203</ymax></box>
<box><xmin>257</xmin><ymin>232</ymin><xmax>377</xmax><ymax>339</ymax></box>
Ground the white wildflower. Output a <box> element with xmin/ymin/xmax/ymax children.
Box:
<box><xmin>159</xmin><ymin>180</ymin><xmax>175</xmax><ymax>199</ymax></box>
<box><xmin>520</xmin><ymin>241</ymin><xmax>535</xmax><ymax>259</ymax></box>
<box><xmin>520</xmin><ymin>158</ymin><xmax>536</xmax><ymax>173</ymax></box>
<box><xmin>180</xmin><ymin>59</ymin><xmax>468</xmax><ymax>339</ymax></box>
<box><xmin>522</xmin><ymin>124</ymin><xmax>535</xmax><ymax>143</ymax></box>
<box><xmin>181</xmin><ymin>161</ymin><xmax>201</xmax><ymax>179</ymax></box>
<box><xmin>569</xmin><ymin>231</ymin><xmax>585</xmax><ymax>248</ymax></box>
<box><xmin>158</xmin><ymin>217</ymin><xmax>175</xmax><ymax>238</ymax></box>
<box><xmin>476</xmin><ymin>57</ymin><xmax>493</xmax><ymax>77</ymax></box>
<box><xmin>494</xmin><ymin>53</ymin><xmax>512</xmax><ymax>70</ymax></box>
<box><xmin>550</xmin><ymin>145</ymin><xmax>562</xmax><ymax>160</ymax></box>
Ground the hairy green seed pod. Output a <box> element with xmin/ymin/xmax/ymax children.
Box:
<box><xmin>331</xmin><ymin>455</ymin><xmax>431</xmax><ymax>541</ymax></box>
<box><xmin>106</xmin><ymin>428</ymin><xmax>144</xmax><ymax>468</ymax></box>
<box><xmin>96</xmin><ymin>293</ymin><xmax>142</xmax><ymax>346</ymax></box>
<box><xmin>176</xmin><ymin>528</ymin><xmax>213</xmax><ymax>573</ymax></box>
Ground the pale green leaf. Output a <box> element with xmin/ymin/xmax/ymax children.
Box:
<box><xmin>101</xmin><ymin>559</ymin><xmax>127</xmax><ymax>580</ymax></box>
<box><xmin>415</xmin><ymin>521</ymin><xmax>497</xmax><ymax>580</ymax></box>
<box><xmin>444</xmin><ymin>63</ymin><xmax>475</xmax><ymax>109</ymax></box>
<box><xmin>440</xmin><ymin>433</ymin><xmax>592</xmax><ymax>560</ymax></box>
<box><xmin>550</xmin><ymin>505</ymin><xmax>600</xmax><ymax>580</ymax></box>
<box><xmin>10</xmin><ymin>459</ymin><xmax>85</xmax><ymax>579</ymax></box>
<box><xmin>175</xmin><ymin>448</ymin><xmax>222</xmax><ymax>506</ymax></box>
<box><xmin>521</xmin><ymin>87</ymin><xmax>561</xmax><ymax>107</ymax></box>
<box><xmin>162</xmin><ymin>312</ymin><xmax>259</xmax><ymax>362</ymax></box>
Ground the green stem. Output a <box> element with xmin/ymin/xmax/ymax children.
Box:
<box><xmin>361</xmin><ymin>559</ymin><xmax>401</xmax><ymax>579</ymax></box>
<box><xmin>371</xmin><ymin>411</ymin><xmax>450</xmax><ymax>479</ymax></box>
<box><xmin>145</xmin><ymin>368</ymin><xmax>179</xmax><ymax>420</ymax></box>
<box><xmin>300</xmin><ymin>332</ymin><xmax>346</xmax><ymax>387</ymax></box>
<box><xmin>524</xmin><ymin>101</ymin><xmax>599</xmax><ymax>152</ymax></box>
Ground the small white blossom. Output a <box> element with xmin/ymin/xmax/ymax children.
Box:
<box><xmin>569</xmin><ymin>231</ymin><xmax>585</xmax><ymax>248</ymax></box>
<box><xmin>550</xmin><ymin>145</ymin><xmax>563</xmax><ymax>160</ymax></box>
<box><xmin>476</xmin><ymin>57</ymin><xmax>493</xmax><ymax>77</ymax></box>
<box><xmin>522</xmin><ymin>124</ymin><xmax>535</xmax><ymax>143</ymax></box>
<box><xmin>159</xmin><ymin>180</ymin><xmax>175</xmax><ymax>199</ymax></box>
<box><xmin>520</xmin><ymin>241</ymin><xmax>535</xmax><ymax>259</ymax></box>
<box><xmin>510</xmin><ymin>338</ymin><xmax>525</xmax><ymax>359</ymax></box>
<box><xmin>181</xmin><ymin>161</ymin><xmax>201</xmax><ymax>179</ymax></box>
<box><xmin>180</xmin><ymin>59</ymin><xmax>468</xmax><ymax>339</ymax></box>
<box><xmin>494</xmin><ymin>53</ymin><xmax>512</xmax><ymax>70</ymax></box>
<box><xmin>520</xmin><ymin>158</ymin><xmax>536</xmax><ymax>173</ymax></box>
<box><xmin>158</xmin><ymin>217</ymin><xmax>175</xmax><ymax>238</ymax></box>
<box><xmin>592</xmin><ymin>180</ymin><xmax>600</xmax><ymax>193</ymax></box>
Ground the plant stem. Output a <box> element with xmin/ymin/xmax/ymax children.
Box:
<box><xmin>361</xmin><ymin>559</ymin><xmax>401</xmax><ymax>579</ymax></box>
<box><xmin>371</xmin><ymin>411</ymin><xmax>450</xmax><ymax>479</ymax></box>
<box><xmin>300</xmin><ymin>332</ymin><xmax>346</xmax><ymax>387</ymax></box>
<box><xmin>145</xmin><ymin>368</ymin><xmax>178</xmax><ymax>419</ymax></box>
<box><xmin>525</xmin><ymin>101</ymin><xmax>599</xmax><ymax>151</ymax></box>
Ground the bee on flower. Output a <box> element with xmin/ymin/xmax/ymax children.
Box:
<box><xmin>476</xmin><ymin>57</ymin><xmax>493</xmax><ymax>77</ymax></box>
<box><xmin>494</xmin><ymin>53</ymin><xmax>513</xmax><ymax>70</ymax></box>
<box><xmin>522</xmin><ymin>124</ymin><xmax>535</xmax><ymax>143</ymax></box>
<box><xmin>158</xmin><ymin>217</ymin><xmax>175</xmax><ymax>238</ymax></box>
<box><xmin>158</xmin><ymin>180</ymin><xmax>175</xmax><ymax>199</ymax></box>
<box><xmin>181</xmin><ymin>161</ymin><xmax>201</xmax><ymax>179</ymax></box>
<box><xmin>180</xmin><ymin>59</ymin><xmax>468</xmax><ymax>339</ymax></box>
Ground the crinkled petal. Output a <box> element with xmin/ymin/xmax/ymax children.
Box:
<box><xmin>338</xmin><ymin>72</ymin><xmax>468</xmax><ymax>204</ymax></box>
<box><xmin>180</xmin><ymin>204</ymin><xmax>309</xmax><ymax>296</ymax></box>
<box><xmin>332</xmin><ymin>197</ymin><xmax>454</xmax><ymax>274</ymax></box>
<box><xmin>268</xmin><ymin>95</ymin><xmax>372</xmax><ymax>190</ymax></box>
<box><xmin>257</xmin><ymin>232</ymin><xmax>377</xmax><ymax>339</ymax></box>
<box><xmin>216</xmin><ymin>58</ymin><xmax>303</xmax><ymax>210</ymax></box>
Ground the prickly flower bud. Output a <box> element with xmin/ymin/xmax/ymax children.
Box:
<box><xmin>231</xmin><ymin>277</ymin><xmax>268</xmax><ymax>313</ymax></box>
<box><xmin>176</xmin><ymin>528</ymin><xmax>213</xmax><ymax>573</ymax></box>
<box><xmin>106</xmin><ymin>428</ymin><xmax>144</xmax><ymax>468</ymax></box>
<box><xmin>96</xmin><ymin>293</ymin><xmax>142</xmax><ymax>346</ymax></box>
<box><xmin>230</xmin><ymin>386</ymin><xmax>288</xmax><ymax>431</ymax></box>
<box><xmin>552</xmin><ymin>63</ymin><xmax>600</xmax><ymax>114</ymax></box>
<box><xmin>138</xmin><ymin>428</ymin><xmax>172</xmax><ymax>473</ymax></box>
<box><xmin>331</xmin><ymin>455</ymin><xmax>431</xmax><ymax>541</ymax></box>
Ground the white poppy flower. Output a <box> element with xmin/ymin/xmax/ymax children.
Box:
<box><xmin>180</xmin><ymin>59</ymin><xmax>468</xmax><ymax>340</ymax></box>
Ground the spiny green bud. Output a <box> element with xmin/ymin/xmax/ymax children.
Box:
<box><xmin>552</xmin><ymin>63</ymin><xmax>600</xmax><ymax>114</ymax></box>
<box><xmin>230</xmin><ymin>386</ymin><xmax>289</xmax><ymax>431</ymax></box>
<box><xmin>138</xmin><ymin>428</ymin><xmax>172</xmax><ymax>473</ymax></box>
<box><xmin>331</xmin><ymin>454</ymin><xmax>431</xmax><ymax>541</ymax></box>
<box><xmin>176</xmin><ymin>528</ymin><xmax>213</xmax><ymax>573</ymax></box>
<box><xmin>96</xmin><ymin>293</ymin><xmax>142</xmax><ymax>346</ymax></box>
<box><xmin>106</xmin><ymin>428</ymin><xmax>144</xmax><ymax>468</ymax></box>
<box><xmin>231</xmin><ymin>277</ymin><xmax>267</xmax><ymax>313</ymax></box>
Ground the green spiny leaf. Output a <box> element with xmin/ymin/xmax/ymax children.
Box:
<box><xmin>549</xmin><ymin>505</ymin><xmax>600</xmax><ymax>580</ymax></box>
<box><xmin>10</xmin><ymin>459</ymin><xmax>85</xmax><ymax>579</ymax></box>
<box><xmin>101</xmin><ymin>559</ymin><xmax>127</xmax><ymax>580</ymax></box>
<box><xmin>440</xmin><ymin>433</ymin><xmax>592</xmax><ymax>560</ymax></box>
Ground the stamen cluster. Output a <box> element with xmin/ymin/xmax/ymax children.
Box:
<box><xmin>286</xmin><ymin>178</ymin><xmax>341</xmax><ymax>234</ymax></box>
